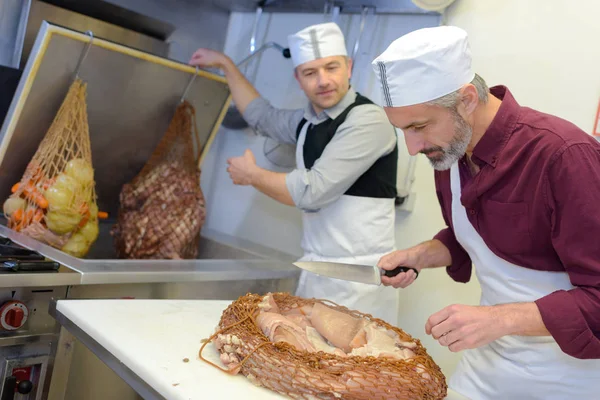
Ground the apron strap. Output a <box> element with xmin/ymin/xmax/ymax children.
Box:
<box><xmin>296</xmin><ymin>118</ymin><xmax>308</xmax><ymax>140</ymax></box>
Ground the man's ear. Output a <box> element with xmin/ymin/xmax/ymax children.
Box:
<box><xmin>459</xmin><ymin>83</ymin><xmax>479</xmax><ymax>115</ymax></box>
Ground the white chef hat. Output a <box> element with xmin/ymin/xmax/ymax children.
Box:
<box><xmin>288</xmin><ymin>22</ymin><xmax>348</xmax><ymax>68</ymax></box>
<box><xmin>372</xmin><ymin>26</ymin><xmax>475</xmax><ymax>108</ymax></box>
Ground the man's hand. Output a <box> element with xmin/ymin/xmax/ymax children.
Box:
<box><xmin>378</xmin><ymin>248</ymin><xmax>421</xmax><ymax>288</ymax></box>
<box><xmin>189</xmin><ymin>48</ymin><xmax>232</xmax><ymax>70</ymax></box>
<box><xmin>227</xmin><ymin>149</ymin><xmax>257</xmax><ymax>185</ymax></box>
<box><xmin>377</xmin><ymin>239</ymin><xmax>453</xmax><ymax>289</ymax></box>
<box><xmin>189</xmin><ymin>48</ymin><xmax>259</xmax><ymax>115</ymax></box>
<box><xmin>226</xmin><ymin>149</ymin><xmax>294</xmax><ymax>206</ymax></box>
<box><xmin>425</xmin><ymin>304</ymin><xmax>508</xmax><ymax>352</ymax></box>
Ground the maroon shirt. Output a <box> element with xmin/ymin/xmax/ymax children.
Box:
<box><xmin>434</xmin><ymin>86</ymin><xmax>600</xmax><ymax>359</ymax></box>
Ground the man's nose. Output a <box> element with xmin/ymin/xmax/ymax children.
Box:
<box><xmin>404</xmin><ymin>134</ymin><xmax>426</xmax><ymax>156</ymax></box>
<box><xmin>316</xmin><ymin>70</ymin><xmax>331</xmax><ymax>87</ymax></box>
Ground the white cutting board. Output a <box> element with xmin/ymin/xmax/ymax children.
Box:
<box><xmin>56</xmin><ymin>299</ymin><xmax>469</xmax><ymax>400</ymax></box>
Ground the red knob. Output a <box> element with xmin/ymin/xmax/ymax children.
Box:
<box><xmin>5</xmin><ymin>308</ymin><xmax>24</xmax><ymax>328</ymax></box>
<box><xmin>0</xmin><ymin>301</ymin><xmax>28</xmax><ymax>330</ymax></box>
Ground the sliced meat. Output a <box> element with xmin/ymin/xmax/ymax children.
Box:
<box><xmin>349</xmin><ymin>327</ymin><xmax>368</xmax><ymax>349</ymax></box>
<box><xmin>309</xmin><ymin>303</ymin><xmax>366</xmax><ymax>352</ymax></box>
<box><xmin>285</xmin><ymin>314</ymin><xmax>312</xmax><ymax>330</ymax></box>
<box><xmin>256</xmin><ymin>312</ymin><xmax>315</xmax><ymax>352</ymax></box>
<box><xmin>349</xmin><ymin>323</ymin><xmax>416</xmax><ymax>361</ymax></box>
<box><xmin>306</xmin><ymin>326</ymin><xmax>346</xmax><ymax>357</ymax></box>
<box><xmin>282</xmin><ymin>304</ymin><xmax>314</xmax><ymax>318</ymax></box>
<box><xmin>257</xmin><ymin>294</ymin><xmax>280</xmax><ymax>314</ymax></box>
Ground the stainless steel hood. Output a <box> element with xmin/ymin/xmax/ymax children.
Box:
<box><xmin>205</xmin><ymin>0</ymin><xmax>440</xmax><ymax>14</ymax></box>
<box><xmin>21</xmin><ymin>0</ymin><xmax>171</xmax><ymax>67</ymax></box>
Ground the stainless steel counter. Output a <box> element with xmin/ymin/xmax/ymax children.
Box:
<box><xmin>0</xmin><ymin>224</ymin><xmax>300</xmax><ymax>287</ymax></box>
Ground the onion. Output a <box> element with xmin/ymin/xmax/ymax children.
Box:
<box><xmin>79</xmin><ymin>219</ymin><xmax>99</xmax><ymax>244</ymax></box>
<box><xmin>45</xmin><ymin>174</ymin><xmax>80</xmax><ymax>210</ymax></box>
<box><xmin>45</xmin><ymin>209</ymin><xmax>81</xmax><ymax>235</ymax></box>
<box><xmin>3</xmin><ymin>197</ymin><xmax>25</xmax><ymax>217</ymax></box>
<box><xmin>61</xmin><ymin>232</ymin><xmax>89</xmax><ymax>258</ymax></box>
<box><xmin>88</xmin><ymin>202</ymin><xmax>98</xmax><ymax>220</ymax></box>
<box><xmin>64</xmin><ymin>159</ymin><xmax>94</xmax><ymax>185</ymax></box>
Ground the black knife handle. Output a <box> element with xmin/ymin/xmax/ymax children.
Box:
<box><xmin>383</xmin><ymin>266</ymin><xmax>419</xmax><ymax>279</ymax></box>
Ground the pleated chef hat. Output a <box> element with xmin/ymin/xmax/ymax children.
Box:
<box><xmin>288</xmin><ymin>22</ymin><xmax>348</xmax><ymax>68</ymax></box>
<box><xmin>372</xmin><ymin>26</ymin><xmax>475</xmax><ymax>108</ymax></box>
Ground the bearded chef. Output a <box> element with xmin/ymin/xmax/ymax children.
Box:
<box><xmin>370</xmin><ymin>26</ymin><xmax>600</xmax><ymax>399</ymax></box>
<box><xmin>189</xmin><ymin>22</ymin><xmax>400</xmax><ymax>324</ymax></box>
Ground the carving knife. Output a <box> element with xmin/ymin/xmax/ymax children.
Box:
<box><xmin>292</xmin><ymin>261</ymin><xmax>418</xmax><ymax>285</ymax></box>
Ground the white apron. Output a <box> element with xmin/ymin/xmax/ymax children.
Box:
<box><xmin>448</xmin><ymin>162</ymin><xmax>600</xmax><ymax>399</ymax></box>
<box><xmin>293</xmin><ymin>122</ymin><xmax>400</xmax><ymax>326</ymax></box>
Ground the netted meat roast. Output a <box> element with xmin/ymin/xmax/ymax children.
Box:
<box><xmin>200</xmin><ymin>292</ymin><xmax>447</xmax><ymax>400</ymax></box>
<box><xmin>111</xmin><ymin>101</ymin><xmax>206</xmax><ymax>259</ymax></box>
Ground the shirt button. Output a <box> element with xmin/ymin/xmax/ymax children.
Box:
<box><xmin>469</xmin><ymin>209</ymin><xmax>476</xmax><ymax>215</ymax></box>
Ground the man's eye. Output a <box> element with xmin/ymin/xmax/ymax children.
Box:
<box><xmin>414</xmin><ymin>125</ymin><xmax>426</xmax><ymax>131</ymax></box>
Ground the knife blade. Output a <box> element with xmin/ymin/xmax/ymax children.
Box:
<box><xmin>292</xmin><ymin>261</ymin><xmax>418</xmax><ymax>285</ymax></box>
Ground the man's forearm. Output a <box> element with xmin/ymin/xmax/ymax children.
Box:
<box><xmin>496</xmin><ymin>302</ymin><xmax>550</xmax><ymax>337</ymax></box>
<box><xmin>251</xmin><ymin>167</ymin><xmax>295</xmax><ymax>207</ymax></box>
<box><xmin>415</xmin><ymin>239</ymin><xmax>453</xmax><ymax>270</ymax></box>
<box><xmin>221</xmin><ymin>59</ymin><xmax>260</xmax><ymax>114</ymax></box>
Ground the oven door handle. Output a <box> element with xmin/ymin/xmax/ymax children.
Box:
<box><xmin>1</xmin><ymin>376</ymin><xmax>16</xmax><ymax>400</ymax></box>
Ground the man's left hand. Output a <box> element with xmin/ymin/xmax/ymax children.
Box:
<box><xmin>227</xmin><ymin>149</ymin><xmax>257</xmax><ymax>185</ymax></box>
<box><xmin>425</xmin><ymin>304</ymin><xmax>507</xmax><ymax>352</ymax></box>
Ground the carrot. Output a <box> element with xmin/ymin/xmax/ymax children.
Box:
<box><xmin>33</xmin><ymin>209</ymin><xmax>44</xmax><ymax>223</ymax></box>
<box><xmin>42</xmin><ymin>178</ymin><xmax>55</xmax><ymax>191</ymax></box>
<box><xmin>98</xmin><ymin>211</ymin><xmax>109</xmax><ymax>220</ymax></box>
<box><xmin>12</xmin><ymin>208</ymin><xmax>23</xmax><ymax>222</ymax></box>
<box><xmin>78</xmin><ymin>209</ymin><xmax>91</xmax><ymax>229</ymax></box>
<box><xmin>20</xmin><ymin>209</ymin><xmax>35</xmax><ymax>229</ymax></box>
<box><xmin>23</xmin><ymin>185</ymin><xmax>48</xmax><ymax>209</ymax></box>
<box><xmin>11</xmin><ymin>208</ymin><xmax>25</xmax><ymax>232</ymax></box>
<box><xmin>29</xmin><ymin>164</ymin><xmax>44</xmax><ymax>182</ymax></box>
<box><xmin>11</xmin><ymin>182</ymin><xmax>20</xmax><ymax>193</ymax></box>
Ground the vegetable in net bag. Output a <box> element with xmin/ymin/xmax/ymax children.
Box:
<box><xmin>200</xmin><ymin>292</ymin><xmax>448</xmax><ymax>400</ymax></box>
<box><xmin>111</xmin><ymin>101</ymin><xmax>206</xmax><ymax>259</ymax></box>
<box><xmin>3</xmin><ymin>79</ymin><xmax>101</xmax><ymax>257</ymax></box>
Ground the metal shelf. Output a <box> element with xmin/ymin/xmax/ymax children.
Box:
<box><xmin>204</xmin><ymin>0</ymin><xmax>440</xmax><ymax>14</ymax></box>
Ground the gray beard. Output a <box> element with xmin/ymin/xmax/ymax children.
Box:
<box><xmin>424</xmin><ymin>111</ymin><xmax>472</xmax><ymax>171</ymax></box>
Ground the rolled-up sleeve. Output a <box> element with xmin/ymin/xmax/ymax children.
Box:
<box><xmin>433</xmin><ymin>172</ymin><xmax>473</xmax><ymax>282</ymax></box>
<box><xmin>242</xmin><ymin>97</ymin><xmax>304</xmax><ymax>145</ymax></box>
<box><xmin>534</xmin><ymin>143</ymin><xmax>600</xmax><ymax>359</ymax></box>
<box><xmin>286</xmin><ymin>105</ymin><xmax>397</xmax><ymax>211</ymax></box>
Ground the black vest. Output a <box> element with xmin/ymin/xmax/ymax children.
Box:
<box><xmin>296</xmin><ymin>93</ymin><xmax>398</xmax><ymax>199</ymax></box>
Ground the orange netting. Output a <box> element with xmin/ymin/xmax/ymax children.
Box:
<box><xmin>3</xmin><ymin>79</ymin><xmax>100</xmax><ymax>257</ymax></box>
<box><xmin>111</xmin><ymin>101</ymin><xmax>206</xmax><ymax>259</ymax></box>
<box><xmin>200</xmin><ymin>292</ymin><xmax>447</xmax><ymax>400</ymax></box>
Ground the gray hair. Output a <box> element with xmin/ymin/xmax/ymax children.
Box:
<box><xmin>426</xmin><ymin>73</ymin><xmax>489</xmax><ymax>109</ymax></box>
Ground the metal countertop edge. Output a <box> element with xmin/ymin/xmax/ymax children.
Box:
<box><xmin>48</xmin><ymin>299</ymin><xmax>166</xmax><ymax>400</ymax></box>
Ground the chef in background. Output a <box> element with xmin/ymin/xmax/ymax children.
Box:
<box><xmin>371</xmin><ymin>26</ymin><xmax>600</xmax><ymax>399</ymax></box>
<box><xmin>189</xmin><ymin>22</ymin><xmax>401</xmax><ymax>324</ymax></box>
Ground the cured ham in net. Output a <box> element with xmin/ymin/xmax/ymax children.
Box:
<box><xmin>200</xmin><ymin>292</ymin><xmax>447</xmax><ymax>399</ymax></box>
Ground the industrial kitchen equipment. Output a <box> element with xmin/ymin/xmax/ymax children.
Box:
<box><xmin>0</xmin><ymin>22</ymin><xmax>299</xmax><ymax>399</ymax></box>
